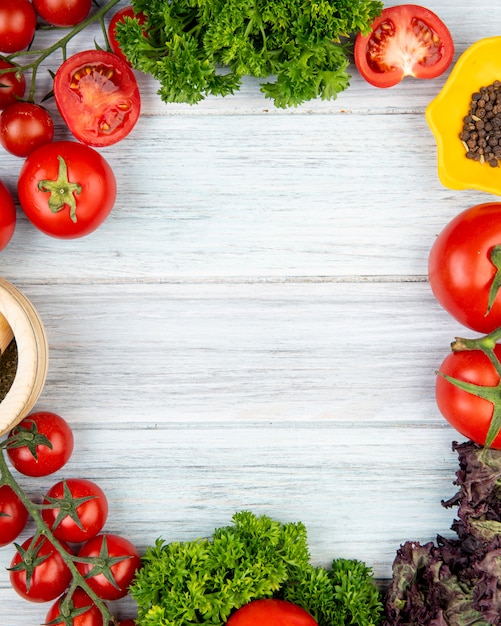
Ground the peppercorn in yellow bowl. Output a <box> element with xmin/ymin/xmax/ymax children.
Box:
<box><xmin>426</xmin><ymin>36</ymin><xmax>501</xmax><ymax>196</ymax></box>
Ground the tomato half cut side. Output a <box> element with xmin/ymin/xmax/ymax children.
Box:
<box><xmin>54</xmin><ymin>49</ymin><xmax>141</xmax><ymax>147</ymax></box>
<box><xmin>354</xmin><ymin>4</ymin><xmax>454</xmax><ymax>88</ymax></box>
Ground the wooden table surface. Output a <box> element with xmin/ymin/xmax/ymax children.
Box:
<box><xmin>1</xmin><ymin>1</ymin><xmax>500</xmax><ymax>622</ymax></box>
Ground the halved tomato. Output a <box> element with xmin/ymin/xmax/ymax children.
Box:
<box><xmin>53</xmin><ymin>49</ymin><xmax>141</xmax><ymax>147</ymax></box>
<box><xmin>354</xmin><ymin>4</ymin><xmax>454</xmax><ymax>88</ymax></box>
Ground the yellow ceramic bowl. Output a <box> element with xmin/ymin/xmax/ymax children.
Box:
<box><xmin>426</xmin><ymin>36</ymin><xmax>501</xmax><ymax>195</ymax></box>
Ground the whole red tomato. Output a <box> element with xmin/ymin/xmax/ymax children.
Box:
<box><xmin>9</xmin><ymin>535</ymin><xmax>73</xmax><ymax>603</ymax></box>
<box><xmin>7</xmin><ymin>411</ymin><xmax>74</xmax><ymax>477</ymax></box>
<box><xmin>108</xmin><ymin>6</ymin><xmax>146</xmax><ymax>66</ymax></box>
<box><xmin>54</xmin><ymin>49</ymin><xmax>141</xmax><ymax>147</ymax></box>
<box><xmin>18</xmin><ymin>140</ymin><xmax>116</xmax><ymax>239</ymax></box>
<box><xmin>0</xmin><ymin>0</ymin><xmax>37</xmax><ymax>53</ymax></box>
<box><xmin>226</xmin><ymin>599</ymin><xmax>318</xmax><ymax>626</ymax></box>
<box><xmin>46</xmin><ymin>588</ymin><xmax>104</xmax><ymax>626</ymax></box>
<box><xmin>0</xmin><ymin>180</ymin><xmax>16</xmax><ymax>251</ymax></box>
<box><xmin>354</xmin><ymin>4</ymin><xmax>454</xmax><ymax>88</ymax></box>
<box><xmin>0</xmin><ymin>484</ymin><xmax>28</xmax><ymax>547</ymax></box>
<box><xmin>0</xmin><ymin>102</ymin><xmax>54</xmax><ymax>157</ymax></box>
<box><xmin>0</xmin><ymin>60</ymin><xmax>26</xmax><ymax>110</ymax></box>
<box><xmin>76</xmin><ymin>533</ymin><xmax>141</xmax><ymax>600</ymax></box>
<box><xmin>429</xmin><ymin>203</ymin><xmax>501</xmax><ymax>333</ymax></box>
<box><xmin>33</xmin><ymin>0</ymin><xmax>91</xmax><ymax>27</ymax></box>
<box><xmin>436</xmin><ymin>344</ymin><xmax>501</xmax><ymax>449</ymax></box>
<box><xmin>41</xmin><ymin>478</ymin><xmax>109</xmax><ymax>543</ymax></box>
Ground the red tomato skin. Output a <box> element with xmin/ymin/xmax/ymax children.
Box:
<box><xmin>46</xmin><ymin>588</ymin><xmax>104</xmax><ymax>626</ymax></box>
<box><xmin>0</xmin><ymin>102</ymin><xmax>54</xmax><ymax>157</ymax></box>
<box><xmin>54</xmin><ymin>49</ymin><xmax>141</xmax><ymax>147</ymax></box>
<box><xmin>428</xmin><ymin>203</ymin><xmax>501</xmax><ymax>334</ymax></box>
<box><xmin>0</xmin><ymin>180</ymin><xmax>16</xmax><ymax>251</ymax></box>
<box><xmin>18</xmin><ymin>140</ymin><xmax>116</xmax><ymax>239</ymax></box>
<box><xmin>33</xmin><ymin>0</ymin><xmax>91</xmax><ymax>27</ymax></box>
<box><xmin>227</xmin><ymin>599</ymin><xmax>318</xmax><ymax>626</ymax></box>
<box><xmin>108</xmin><ymin>6</ymin><xmax>146</xmax><ymax>66</ymax></box>
<box><xmin>76</xmin><ymin>533</ymin><xmax>141</xmax><ymax>600</ymax></box>
<box><xmin>354</xmin><ymin>4</ymin><xmax>454</xmax><ymax>88</ymax></box>
<box><xmin>118</xmin><ymin>621</ymin><xmax>136</xmax><ymax>626</ymax></box>
<box><xmin>9</xmin><ymin>535</ymin><xmax>73</xmax><ymax>603</ymax></box>
<box><xmin>0</xmin><ymin>60</ymin><xmax>26</xmax><ymax>110</ymax></box>
<box><xmin>436</xmin><ymin>345</ymin><xmax>501</xmax><ymax>449</ymax></box>
<box><xmin>7</xmin><ymin>411</ymin><xmax>74</xmax><ymax>477</ymax></box>
<box><xmin>0</xmin><ymin>484</ymin><xmax>28</xmax><ymax>547</ymax></box>
<box><xmin>41</xmin><ymin>478</ymin><xmax>109</xmax><ymax>543</ymax></box>
<box><xmin>0</xmin><ymin>0</ymin><xmax>37</xmax><ymax>53</ymax></box>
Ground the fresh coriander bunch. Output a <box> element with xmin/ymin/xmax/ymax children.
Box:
<box><xmin>129</xmin><ymin>510</ymin><xmax>383</xmax><ymax>626</ymax></box>
<box><xmin>116</xmin><ymin>0</ymin><xmax>383</xmax><ymax>107</ymax></box>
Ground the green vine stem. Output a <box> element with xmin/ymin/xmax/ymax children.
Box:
<box><xmin>438</xmin><ymin>325</ymin><xmax>501</xmax><ymax>448</ymax></box>
<box><xmin>0</xmin><ymin>444</ymin><xmax>118</xmax><ymax>625</ymax></box>
<box><xmin>0</xmin><ymin>0</ymin><xmax>122</xmax><ymax>103</ymax></box>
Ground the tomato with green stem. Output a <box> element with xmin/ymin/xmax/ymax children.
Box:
<box><xmin>7</xmin><ymin>411</ymin><xmax>74</xmax><ymax>477</ymax></box>
<box><xmin>0</xmin><ymin>102</ymin><xmax>54</xmax><ymax>157</ymax></box>
<box><xmin>0</xmin><ymin>484</ymin><xmax>28</xmax><ymax>547</ymax></box>
<box><xmin>226</xmin><ymin>599</ymin><xmax>318</xmax><ymax>626</ymax></box>
<box><xmin>0</xmin><ymin>0</ymin><xmax>37</xmax><ymax>54</ymax></box>
<box><xmin>18</xmin><ymin>140</ymin><xmax>116</xmax><ymax>239</ymax></box>
<box><xmin>9</xmin><ymin>535</ymin><xmax>73</xmax><ymax>603</ymax></box>
<box><xmin>0</xmin><ymin>61</ymin><xmax>26</xmax><ymax>110</ymax></box>
<box><xmin>46</xmin><ymin>588</ymin><xmax>105</xmax><ymax>626</ymax></box>
<box><xmin>33</xmin><ymin>0</ymin><xmax>92</xmax><ymax>27</ymax></box>
<box><xmin>54</xmin><ymin>49</ymin><xmax>141</xmax><ymax>147</ymax></box>
<box><xmin>76</xmin><ymin>533</ymin><xmax>141</xmax><ymax>600</ymax></box>
<box><xmin>0</xmin><ymin>180</ymin><xmax>16</xmax><ymax>251</ymax></box>
<box><xmin>354</xmin><ymin>4</ymin><xmax>454</xmax><ymax>88</ymax></box>
<box><xmin>41</xmin><ymin>478</ymin><xmax>109</xmax><ymax>543</ymax></box>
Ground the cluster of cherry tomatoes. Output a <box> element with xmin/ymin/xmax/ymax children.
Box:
<box><xmin>0</xmin><ymin>2</ymin><xmax>142</xmax><ymax>244</ymax></box>
<box><xmin>0</xmin><ymin>410</ymin><xmax>140</xmax><ymax>625</ymax></box>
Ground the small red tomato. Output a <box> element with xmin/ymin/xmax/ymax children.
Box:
<box><xmin>9</xmin><ymin>535</ymin><xmax>73</xmax><ymax>602</ymax></box>
<box><xmin>0</xmin><ymin>60</ymin><xmax>26</xmax><ymax>110</ymax></box>
<box><xmin>226</xmin><ymin>599</ymin><xmax>318</xmax><ymax>626</ymax></box>
<box><xmin>33</xmin><ymin>0</ymin><xmax>92</xmax><ymax>27</ymax></box>
<box><xmin>108</xmin><ymin>6</ymin><xmax>146</xmax><ymax>66</ymax></box>
<box><xmin>7</xmin><ymin>411</ymin><xmax>74</xmax><ymax>477</ymax></box>
<box><xmin>0</xmin><ymin>484</ymin><xmax>28</xmax><ymax>547</ymax></box>
<box><xmin>76</xmin><ymin>534</ymin><xmax>141</xmax><ymax>600</ymax></box>
<box><xmin>118</xmin><ymin>621</ymin><xmax>136</xmax><ymax>626</ymax></box>
<box><xmin>46</xmin><ymin>588</ymin><xmax>104</xmax><ymax>626</ymax></box>
<box><xmin>0</xmin><ymin>0</ymin><xmax>37</xmax><ymax>53</ymax></box>
<box><xmin>0</xmin><ymin>179</ymin><xmax>16</xmax><ymax>251</ymax></box>
<box><xmin>41</xmin><ymin>478</ymin><xmax>109</xmax><ymax>543</ymax></box>
<box><xmin>354</xmin><ymin>4</ymin><xmax>454</xmax><ymax>88</ymax></box>
<box><xmin>0</xmin><ymin>102</ymin><xmax>54</xmax><ymax>157</ymax></box>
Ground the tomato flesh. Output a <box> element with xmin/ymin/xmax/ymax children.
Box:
<box><xmin>54</xmin><ymin>50</ymin><xmax>140</xmax><ymax>147</ymax></box>
<box><xmin>354</xmin><ymin>4</ymin><xmax>454</xmax><ymax>88</ymax></box>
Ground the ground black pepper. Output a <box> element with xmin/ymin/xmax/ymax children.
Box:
<box><xmin>460</xmin><ymin>80</ymin><xmax>501</xmax><ymax>167</ymax></box>
<box><xmin>0</xmin><ymin>339</ymin><xmax>17</xmax><ymax>402</ymax></box>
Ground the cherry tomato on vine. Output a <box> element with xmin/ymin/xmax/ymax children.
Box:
<box><xmin>108</xmin><ymin>6</ymin><xmax>146</xmax><ymax>66</ymax></box>
<box><xmin>46</xmin><ymin>588</ymin><xmax>104</xmax><ymax>626</ymax></box>
<box><xmin>354</xmin><ymin>4</ymin><xmax>454</xmax><ymax>88</ymax></box>
<box><xmin>227</xmin><ymin>599</ymin><xmax>318</xmax><ymax>626</ymax></box>
<box><xmin>0</xmin><ymin>60</ymin><xmax>26</xmax><ymax>110</ymax></box>
<box><xmin>7</xmin><ymin>411</ymin><xmax>74</xmax><ymax>477</ymax></box>
<box><xmin>0</xmin><ymin>484</ymin><xmax>28</xmax><ymax>547</ymax></box>
<box><xmin>0</xmin><ymin>0</ymin><xmax>37</xmax><ymax>54</ymax></box>
<box><xmin>33</xmin><ymin>0</ymin><xmax>91</xmax><ymax>27</ymax></box>
<box><xmin>54</xmin><ymin>49</ymin><xmax>141</xmax><ymax>147</ymax></box>
<box><xmin>428</xmin><ymin>203</ymin><xmax>501</xmax><ymax>334</ymax></box>
<box><xmin>0</xmin><ymin>180</ymin><xmax>16</xmax><ymax>251</ymax></box>
<box><xmin>18</xmin><ymin>140</ymin><xmax>117</xmax><ymax>239</ymax></box>
<box><xmin>0</xmin><ymin>102</ymin><xmax>54</xmax><ymax>157</ymax></box>
<box><xmin>9</xmin><ymin>535</ymin><xmax>73</xmax><ymax>603</ymax></box>
<box><xmin>436</xmin><ymin>344</ymin><xmax>501</xmax><ymax>449</ymax></box>
<box><xmin>76</xmin><ymin>533</ymin><xmax>141</xmax><ymax>600</ymax></box>
<box><xmin>41</xmin><ymin>478</ymin><xmax>109</xmax><ymax>543</ymax></box>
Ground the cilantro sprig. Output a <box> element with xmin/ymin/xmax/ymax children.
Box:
<box><xmin>116</xmin><ymin>0</ymin><xmax>383</xmax><ymax>107</ymax></box>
